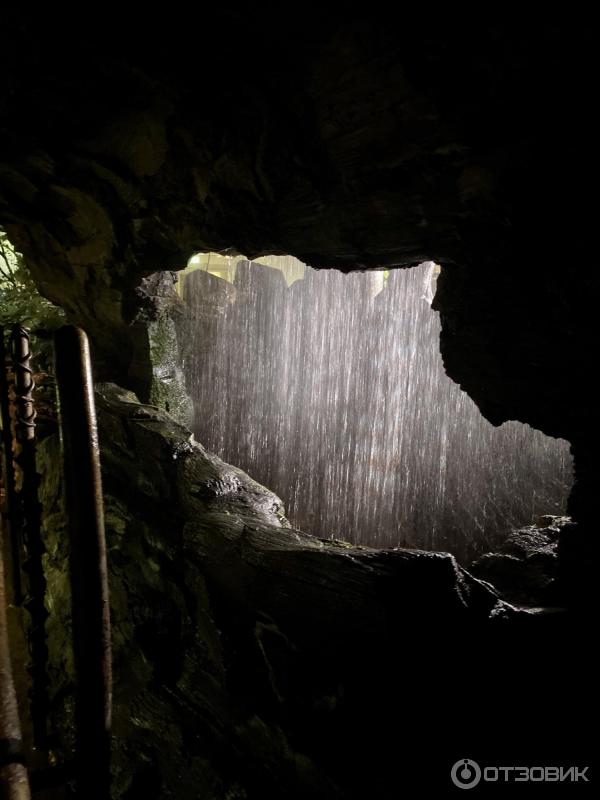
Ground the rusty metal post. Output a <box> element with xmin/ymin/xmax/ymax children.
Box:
<box><xmin>0</xmin><ymin>328</ymin><xmax>21</xmax><ymax>606</ymax></box>
<box><xmin>53</xmin><ymin>326</ymin><xmax>111</xmax><ymax>800</ymax></box>
<box><xmin>0</xmin><ymin>522</ymin><xmax>31</xmax><ymax>800</ymax></box>
<box><xmin>10</xmin><ymin>327</ymin><xmax>36</xmax><ymax>446</ymax></box>
<box><xmin>10</xmin><ymin>326</ymin><xmax>47</xmax><ymax>751</ymax></box>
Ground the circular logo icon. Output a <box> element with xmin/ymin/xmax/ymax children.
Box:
<box><xmin>451</xmin><ymin>759</ymin><xmax>482</xmax><ymax>789</ymax></box>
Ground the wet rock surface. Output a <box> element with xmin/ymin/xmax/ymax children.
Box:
<box><xmin>37</xmin><ymin>386</ymin><xmax>594</xmax><ymax>797</ymax></box>
<box><xmin>469</xmin><ymin>516</ymin><xmax>570</xmax><ymax>607</ymax></box>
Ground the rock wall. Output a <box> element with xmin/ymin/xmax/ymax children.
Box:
<box><xmin>36</xmin><ymin>383</ymin><xmax>593</xmax><ymax>798</ymax></box>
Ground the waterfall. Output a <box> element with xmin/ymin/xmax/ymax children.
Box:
<box><xmin>180</xmin><ymin>258</ymin><xmax>572</xmax><ymax>561</ymax></box>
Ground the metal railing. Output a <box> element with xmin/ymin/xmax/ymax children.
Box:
<box><xmin>0</xmin><ymin>325</ymin><xmax>112</xmax><ymax>799</ymax></box>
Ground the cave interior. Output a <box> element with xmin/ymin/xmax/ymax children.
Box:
<box><xmin>0</xmin><ymin>8</ymin><xmax>597</xmax><ymax>798</ymax></box>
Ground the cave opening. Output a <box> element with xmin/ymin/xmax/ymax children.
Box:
<box><xmin>177</xmin><ymin>255</ymin><xmax>573</xmax><ymax>563</ymax></box>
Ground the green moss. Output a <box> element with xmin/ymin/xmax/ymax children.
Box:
<box><xmin>0</xmin><ymin>229</ymin><xmax>65</xmax><ymax>332</ymax></box>
<box><xmin>147</xmin><ymin>315</ymin><xmax>193</xmax><ymax>428</ymax></box>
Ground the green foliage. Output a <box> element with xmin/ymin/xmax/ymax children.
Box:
<box><xmin>0</xmin><ymin>230</ymin><xmax>65</xmax><ymax>332</ymax></box>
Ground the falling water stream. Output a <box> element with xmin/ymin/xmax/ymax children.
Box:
<box><xmin>179</xmin><ymin>257</ymin><xmax>572</xmax><ymax>562</ymax></box>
